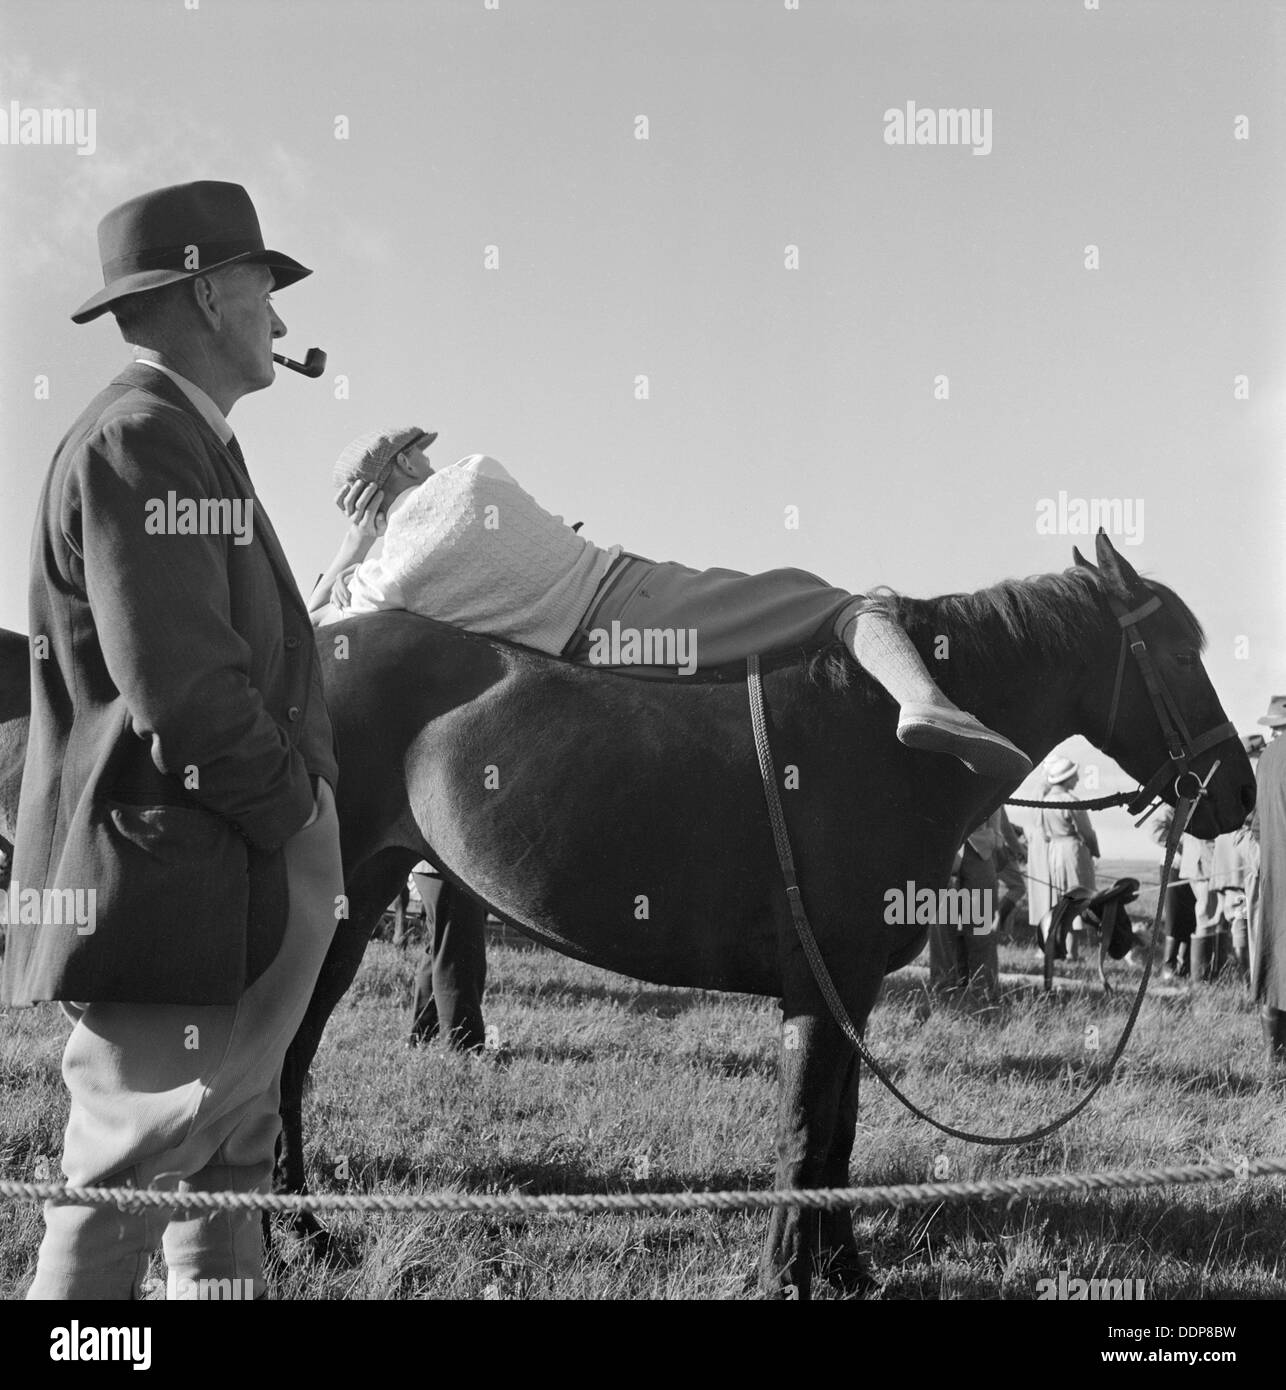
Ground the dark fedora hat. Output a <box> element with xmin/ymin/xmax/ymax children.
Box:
<box><xmin>71</xmin><ymin>180</ymin><xmax>311</xmax><ymax>324</ymax></box>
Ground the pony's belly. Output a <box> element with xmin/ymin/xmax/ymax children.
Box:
<box><xmin>496</xmin><ymin>907</ymin><xmax>783</xmax><ymax>998</ymax></box>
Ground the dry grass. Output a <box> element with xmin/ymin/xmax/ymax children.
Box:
<box><xmin>2</xmin><ymin>858</ymin><xmax>1284</xmax><ymax>1300</ymax></box>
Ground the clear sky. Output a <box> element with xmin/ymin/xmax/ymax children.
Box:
<box><xmin>1</xmin><ymin>0</ymin><xmax>1282</xmax><ymax>858</ymax></box>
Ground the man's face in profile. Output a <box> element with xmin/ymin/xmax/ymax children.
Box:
<box><xmin>215</xmin><ymin>262</ymin><xmax>285</xmax><ymax>394</ymax></box>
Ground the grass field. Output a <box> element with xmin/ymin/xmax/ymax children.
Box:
<box><xmin>2</xmin><ymin>857</ymin><xmax>1284</xmax><ymax>1301</ymax></box>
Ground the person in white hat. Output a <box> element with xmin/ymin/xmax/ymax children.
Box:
<box><xmin>309</xmin><ymin>431</ymin><xmax>1034</xmax><ymax>785</ymax></box>
<box><xmin>1035</xmin><ymin>758</ymin><xmax>1100</xmax><ymax>957</ymax></box>
<box><xmin>1258</xmin><ymin>696</ymin><xmax>1286</xmax><ymax>742</ymax></box>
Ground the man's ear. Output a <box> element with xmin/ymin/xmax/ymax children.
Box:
<box><xmin>189</xmin><ymin>274</ymin><xmax>221</xmax><ymax>330</ymax></box>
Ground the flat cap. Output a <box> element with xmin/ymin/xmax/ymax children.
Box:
<box><xmin>332</xmin><ymin>426</ymin><xmax>438</xmax><ymax>491</ymax></box>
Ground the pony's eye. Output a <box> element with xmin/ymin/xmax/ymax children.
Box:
<box><xmin>1174</xmin><ymin>651</ymin><xmax>1199</xmax><ymax>670</ymax></box>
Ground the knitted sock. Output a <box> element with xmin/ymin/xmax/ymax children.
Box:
<box><xmin>839</xmin><ymin>609</ymin><xmax>955</xmax><ymax>711</ymax></box>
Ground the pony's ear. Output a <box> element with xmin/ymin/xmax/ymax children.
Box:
<box><xmin>1072</xmin><ymin>545</ymin><xmax>1093</xmax><ymax>570</ymax></box>
<box><xmin>1094</xmin><ymin>528</ymin><xmax>1142</xmax><ymax>595</ymax></box>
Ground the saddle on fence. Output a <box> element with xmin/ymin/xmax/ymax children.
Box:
<box><xmin>1038</xmin><ymin>877</ymin><xmax>1141</xmax><ymax>995</ymax></box>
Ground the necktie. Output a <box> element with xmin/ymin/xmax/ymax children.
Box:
<box><xmin>225</xmin><ymin>435</ymin><xmax>274</xmax><ymax>551</ymax></box>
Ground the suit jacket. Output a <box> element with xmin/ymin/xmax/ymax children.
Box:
<box><xmin>1</xmin><ymin>362</ymin><xmax>339</xmax><ymax>1006</ymax></box>
<box><xmin>1253</xmin><ymin>736</ymin><xmax>1286</xmax><ymax>1006</ymax></box>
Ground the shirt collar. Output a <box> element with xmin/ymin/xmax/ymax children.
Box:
<box><xmin>385</xmin><ymin>486</ymin><xmax>415</xmax><ymax>521</ymax></box>
<box><xmin>133</xmin><ymin>358</ymin><xmax>234</xmax><ymax>445</ymax></box>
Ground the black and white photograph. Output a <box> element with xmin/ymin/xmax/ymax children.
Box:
<box><xmin>0</xmin><ymin>0</ymin><xmax>1281</xmax><ymax>1351</ymax></box>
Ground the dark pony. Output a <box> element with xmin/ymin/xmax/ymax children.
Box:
<box><xmin>280</xmin><ymin>533</ymin><xmax>1249</xmax><ymax>1297</ymax></box>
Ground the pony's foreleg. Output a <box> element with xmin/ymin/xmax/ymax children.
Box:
<box><xmin>760</xmin><ymin>1009</ymin><xmax>860</xmax><ymax>1301</ymax></box>
<box><xmin>814</xmin><ymin>1050</ymin><xmax>873</xmax><ymax>1294</ymax></box>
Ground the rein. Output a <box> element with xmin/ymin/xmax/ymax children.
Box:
<box><xmin>745</xmin><ymin>590</ymin><xmax>1236</xmax><ymax>1146</ymax></box>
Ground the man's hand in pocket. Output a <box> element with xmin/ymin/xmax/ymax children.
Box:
<box><xmin>302</xmin><ymin>776</ymin><xmax>322</xmax><ymax>829</ymax></box>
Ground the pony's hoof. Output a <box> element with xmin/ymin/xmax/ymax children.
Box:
<box><xmin>270</xmin><ymin>1208</ymin><xmax>358</xmax><ymax>1271</ymax></box>
<box><xmin>272</xmin><ymin>1206</ymin><xmax>328</xmax><ymax>1246</ymax></box>
<box><xmin>817</xmin><ymin>1248</ymin><xmax>878</xmax><ymax>1297</ymax></box>
<box><xmin>759</xmin><ymin>1279</ymin><xmax>806</xmax><ymax>1301</ymax></box>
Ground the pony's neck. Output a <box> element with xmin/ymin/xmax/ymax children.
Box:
<box><xmin>903</xmin><ymin>588</ymin><xmax>1097</xmax><ymax>771</ymax></box>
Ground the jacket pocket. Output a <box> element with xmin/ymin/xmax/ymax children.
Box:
<box><xmin>50</xmin><ymin>800</ymin><xmax>251</xmax><ymax>1004</ymax></box>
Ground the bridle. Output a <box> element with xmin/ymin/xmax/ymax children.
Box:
<box><xmin>743</xmin><ymin>582</ymin><xmax>1243</xmax><ymax>1146</ymax></box>
<box><xmin>1101</xmin><ymin>592</ymin><xmax>1237</xmax><ymax>818</ymax></box>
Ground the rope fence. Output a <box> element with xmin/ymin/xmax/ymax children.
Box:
<box><xmin>3</xmin><ymin>1156</ymin><xmax>1285</xmax><ymax>1219</ymax></box>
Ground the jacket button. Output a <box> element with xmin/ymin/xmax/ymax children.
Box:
<box><xmin>285</xmin><ymin>636</ymin><xmax>300</xmax><ymax>650</ymax></box>
<box><xmin>287</xmin><ymin>706</ymin><xmax>301</xmax><ymax>721</ymax></box>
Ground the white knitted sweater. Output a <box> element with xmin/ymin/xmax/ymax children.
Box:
<box><xmin>338</xmin><ymin>454</ymin><xmax>621</xmax><ymax>654</ymax></box>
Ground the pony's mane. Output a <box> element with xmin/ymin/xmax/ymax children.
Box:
<box><xmin>806</xmin><ymin>567</ymin><xmax>1205</xmax><ymax>692</ymax></box>
<box><xmin>338</xmin><ymin>567</ymin><xmax>1206</xmax><ymax>693</ymax></box>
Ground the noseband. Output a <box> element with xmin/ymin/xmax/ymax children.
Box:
<box><xmin>1102</xmin><ymin>593</ymin><xmax>1236</xmax><ymax>816</ymax></box>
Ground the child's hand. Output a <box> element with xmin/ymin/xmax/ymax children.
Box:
<box><xmin>336</xmin><ymin>480</ymin><xmax>387</xmax><ymax>543</ymax></box>
<box><xmin>332</xmin><ymin>566</ymin><xmax>353</xmax><ymax>608</ymax></box>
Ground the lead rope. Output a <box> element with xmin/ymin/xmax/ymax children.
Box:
<box><xmin>745</xmin><ymin>654</ymin><xmax>1202</xmax><ymax>1147</ymax></box>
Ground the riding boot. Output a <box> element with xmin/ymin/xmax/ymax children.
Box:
<box><xmin>1234</xmin><ymin>945</ymin><xmax>1250</xmax><ymax>982</ymax></box>
<box><xmin>1261</xmin><ymin>1007</ymin><xmax>1286</xmax><ymax>1070</ymax></box>
<box><xmin>1163</xmin><ymin>937</ymin><xmax>1190</xmax><ymax>980</ymax></box>
<box><xmin>1161</xmin><ymin>936</ymin><xmax>1180</xmax><ymax>982</ymax></box>
<box><xmin>1206</xmin><ymin>928</ymin><xmax>1228</xmax><ymax>984</ymax></box>
<box><xmin>1190</xmin><ymin>934</ymin><xmax>1212</xmax><ymax>983</ymax></box>
<box><xmin>1161</xmin><ymin>883</ymin><xmax>1194</xmax><ymax>980</ymax></box>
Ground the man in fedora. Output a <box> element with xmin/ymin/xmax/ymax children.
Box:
<box><xmin>2</xmin><ymin>180</ymin><xmax>342</xmax><ymax>1299</ymax></box>
<box><xmin>1249</xmin><ymin>702</ymin><xmax>1286</xmax><ymax>1065</ymax></box>
<box><xmin>1204</xmin><ymin>734</ymin><xmax>1263</xmax><ymax>983</ymax></box>
<box><xmin>1258</xmin><ymin>695</ymin><xmax>1286</xmax><ymax>742</ymax></box>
